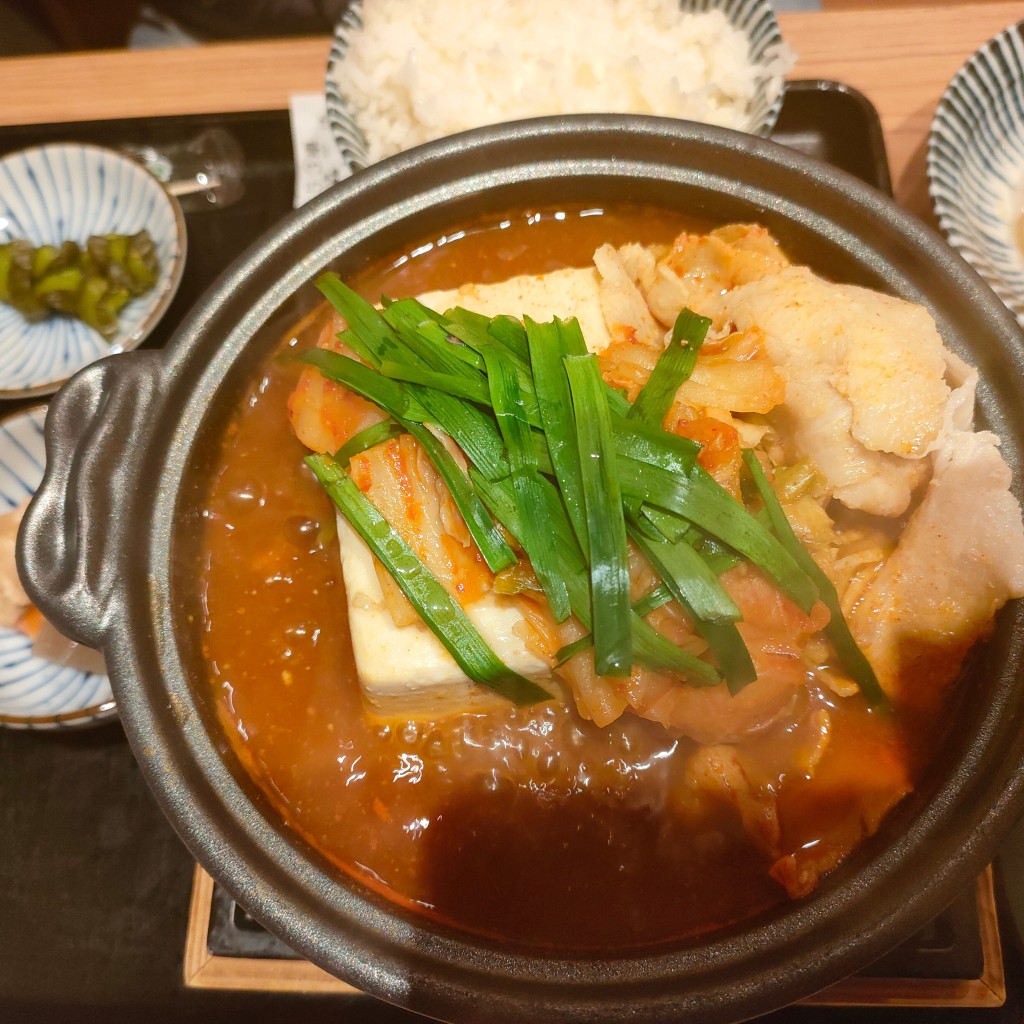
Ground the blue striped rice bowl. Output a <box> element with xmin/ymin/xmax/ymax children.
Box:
<box><xmin>0</xmin><ymin>405</ymin><xmax>115</xmax><ymax>729</ymax></box>
<box><xmin>0</xmin><ymin>143</ymin><xmax>186</xmax><ymax>397</ymax></box>
<box><xmin>928</xmin><ymin>20</ymin><xmax>1024</xmax><ymax>326</ymax></box>
<box><xmin>325</xmin><ymin>0</ymin><xmax>789</xmax><ymax>177</ymax></box>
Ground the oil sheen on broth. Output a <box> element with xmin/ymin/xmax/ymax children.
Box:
<box><xmin>196</xmin><ymin>205</ymin><xmax>957</xmax><ymax>950</ymax></box>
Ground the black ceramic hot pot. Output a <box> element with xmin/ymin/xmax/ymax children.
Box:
<box><xmin>17</xmin><ymin>117</ymin><xmax>1024</xmax><ymax>1023</ymax></box>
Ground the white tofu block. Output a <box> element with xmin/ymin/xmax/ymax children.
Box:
<box><xmin>417</xmin><ymin>266</ymin><xmax>612</xmax><ymax>353</ymax></box>
<box><xmin>338</xmin><ymin>515</ymin><xmax>550</xmax><ymax>716</ymax></box>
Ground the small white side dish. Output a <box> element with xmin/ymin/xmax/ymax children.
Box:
<box><xmin>0</xmin><ymin>142</ymin><xmax>186</xmax><ymax>397</ymax></box>
<box><xmin>0</xmin><ymin>405</ymin><xmax>114</xmax><ymax>729</ymax></box>
<box><xmin>928</xmin><ymin>20</ymin><xmax>1024</xmax><ymax>325</ymax></box>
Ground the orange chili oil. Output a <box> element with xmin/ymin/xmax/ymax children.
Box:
<box><xmin>194</xmin><ymin>204</ymin><xmax>948</xmax><ymax>950</ymax></box>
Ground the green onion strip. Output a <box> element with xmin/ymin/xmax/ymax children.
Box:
<box><xmin>627</xmin><ymin>525</ymin><xmax>755</xmax><ymax>692</ymax></box>
<box><xmin>741</xmin><ymin>449</ymin><xmax>888</xmax><ymax>707</ymax></box>
<box><xmin>632</xmin><ymin>583</ymin><xmax>674</xmax><ymax>618</ymax></box>
<box><xmin>554</xmin><ymin>584</ymin><xmax>674</xmax><ymax>666</ymax></box>
<box><xmin>300</xmin><ymin>352</ymin><xmax>513</xmax><ymax>571</ymax></box>
<box><xmin>627</xmin><ymin>525</ymin><xmax>739</xmax><ymax>625</ymax></box>
<box><xmin>396</xmin><ymin>417</ymin><xmax>517</xmax><ymax>574</ymax></box>
<box><xmin>307</xmin><ymin>455</ymin><xmax>549</xmax><ymax>706</ymax></box>
<box><xmin>333</xmin><ymin>419</ymin><xmax>405</xmax><ymax>465</ymax></box>
<box><xmin>482</xmin><ymin>343</ymin><xmax>571</xmax><ymax>621</ymax></box>
<box><xmin>380</xmin><ymin>361</ymin><xmax>491</xmax><ymax>405</ymax></box>
<box><xmin>564</xmin><ymin>354</ymin><xmax>632</xmax><ymax>677</ymax></box>
<box><xmin>474</xmin><ymin>470</ymin><xmax>717</xmax><ymax>685</ymax></box>
<box><xmin>616</xmin><ymin>455</ymin><xmax>818</xmax><ymax>612</ymax></box>
<box><xmin>382</xmin><ymin>299</ymin><xmax>487</xmax><ymax>378</ymax></box>
<box><xmin>629</xmin><ymin>308</ymin><xmax>711</xmax><ymax>427</ymax></box>
<box><xmin>525</xmin><ymin>317</ymin><xmax>589</xmax><ymax>555</ymax></box>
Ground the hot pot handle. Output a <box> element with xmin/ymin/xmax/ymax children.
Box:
<box><xmin>17</xmin><ymin>352</ymin><xmax>164</xmax><ymax>650</ymax></box>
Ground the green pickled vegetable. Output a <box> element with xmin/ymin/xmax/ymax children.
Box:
<box><xmin>32</xmin><ymin>245</ymin><xmax>57</xmax><ymax>279</ymax></box>
<box><xmin>0</xmin><ymin>230</ymin><xmax>161</xmax><ymax>339</ymax></box>
<box><xmin>0</xmin><ymin>245</ymin><xmax>13</xmax><ymax>303</ymax></box>
<box><xmin>125</xmin><ymin>231</ymin><xmax>159</xmax><ymax>294</ymax></box>
<box><xmin>34</xmin><ymin>266</ymin><xmax>84</xmax><ymax>314</ymax></box>
<box><xmin>5</xmin><ymin>241</ymin><xmax>46</xmax><ymax>321</ymax></box>
<box><xmin>78</xmin><ymin>276</ymin><xmax>109</xmax><ymax>333</ymax></box>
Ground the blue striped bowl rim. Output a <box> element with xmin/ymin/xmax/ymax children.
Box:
<box><xmin>0</xmin><ymin>142</ymin><xmax>186</xmax><ymax>398</ymax></box>
<box><xmin>325</xmin><ymin>0</ymin><xmax>787</xmax><ymax>177</ymax></box>
<box><xmin>928</xmin><ymin>20</ymin><xmax>1024</xmax><ymax>326</ymax></box>
<box><xmin>0</xmin><ymin>404</ymin><xmax>115</xmax><ymax>730</ymax></box>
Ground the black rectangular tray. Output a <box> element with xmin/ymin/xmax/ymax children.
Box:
<box><xmin>2</xmin><ymin>81</ymin><xmax>1019</xmax><ymax>1024</ymax></box>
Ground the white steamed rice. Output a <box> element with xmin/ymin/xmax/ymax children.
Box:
<box><xmin>332</xmin><ymin>0</ymin><xmax>788</xmax><ymax>164</ymax></box>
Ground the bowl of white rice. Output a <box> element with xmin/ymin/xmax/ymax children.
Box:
<box><xmin>325</xmin><ymin>0</ymin><xmax>792</xmax><ymax>172</ymax></box>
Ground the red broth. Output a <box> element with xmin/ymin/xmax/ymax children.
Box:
<box><xmin>195</xmin><ymin>204</ymin><xmax>950</xmax><ymax>950</ymax></box>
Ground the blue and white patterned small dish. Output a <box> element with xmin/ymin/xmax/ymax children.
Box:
<box><xmin>0</xmin><ymin>142</ymin><xmax>186</xmax><ymax>398</ymax></box>
<box><xmin>325</xmin><ymin>0</ymin><xmax>789</xmax><ymax>176</ymax></box>
<box><xmin>0</xmin><ymin>404</ymin><xmax>114</xmax><ymax>729</ymax></box>
<box><xmin>928</xmin><ymin>20</ymin><xmax>1024</xmax><ymax>326</ymax></box>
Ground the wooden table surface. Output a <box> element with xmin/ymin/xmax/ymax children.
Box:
<box><xmin>0</xmin><ymin>1</ymin><xmax>1020</xmax><ymax>220</ymax></box>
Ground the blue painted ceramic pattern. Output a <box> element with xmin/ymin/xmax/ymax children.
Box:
<box><xmin>0</xmin><ymin>406</ymin><xmax>114</xmax><ymax>729</ymax></box>
<box><xmin>325</xmin><ymin>0</ymin><xmax>787</xmax><ymax>175</ymax></box>
<box><xmin>928</xmin><ymin>21</ymin><xmax>1024</xmax><ymax>325</ymax></box>
<box><xmin>0</xmin><ymin>143</ymin><xmax>185</xmax><ymax>396</ymax></box>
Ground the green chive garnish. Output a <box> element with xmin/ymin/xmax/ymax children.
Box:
<box><xmin>307</xmin><ymin>455</ymin><xmax>550</xmax><ymax>706</ymax></box>
<box><xmin>564</xmin><ymin>353</ymin><xmax>632</xmax><ymax>677</ymax></box>
<box><xmin>315</xmin><ymin>274</ymin><xmax>408</xmax><ymax>368</ymax></box>
<box><xmin>629</xmin><ymin>308</ymin><xmax>710</xmax><ymax>427</ymax></box>
<box><xmin>629</xmin><ymin>522</ymin><xmax>754</xmax><ymax>692</ymax></box>
<box><xmin>525</xmin><ymin>317</ymin><xmax>589</xmax><ymax>554</ymax></box>
<box><xmin>741</xmin><ymin>449</ymin><xmax>888</xmax><ymax>708</ymax></box>
<box><xmin>633</xmin><ymin>584</ymin><xmax>674</xmax><ymax>618</ymax></box>
<box><xmin>475</xmin><ymin>468</ymin><xmax>720</xmax><ymax>686</ymax></box>
<box><xmin>554</xmin><ymin>584</ymin><xmax>674</xmax><ymax>666</ymax></box>
<box><xmin>628</xmin><ymin>524</ymin><xmax>740</xmax><ymax>624</ymax></box>
<box><xmin>333</xmin><ymin>419</ymin><xmax>406</xmax><ymax>464</ymax></box>
<box><xmin>382</xmin><ymin>299</ymin><xmax>487</xmax><ymax>379</ymax></box>
<box><xmin>380</xmin><ymin>360</ymin><xmax>491</xmax><ymax>405</ymax></box>
<box><xmin>301</xmin><ymin>349</ymin><xmax>427</xmax><ymax>422</ymax></box>
<box><xmin>396</xmin><ymin>416</ymin><xmax>517</xmax><ymax>574</ymax></box>
<box><xmin>483</xmin><ymin>343</ymin><xmax>571</xmax><ymax>621</ymax></box>
<box><xmin>617</xmin><ymin>455</ymin><xmax>818</xmax><ymax>613</ymax></box>
<box><xmin>301</xmin><ymin>347</ymin><xmax>508</xmax><ymax>481</ymax></box>
<box><xmin>699</xmin><ymin>619</ymin><xmax>758</xmax><ymax>695</ymax></box>
<box><xmin>631</xmin><ymin>616</ymin><xmax>720</xmax><ymax>685</ymax></box>
<box><xmin>300</xmin><ymin>351</ymin><xmax>513</xmax><ymax>569</ymax></box>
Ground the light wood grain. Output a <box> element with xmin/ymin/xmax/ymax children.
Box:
<box><xmin>183</xmin><ymin>864</ymin><xmax>359</xmax><ymax>994</ymax></box>
<box><xmin>0</xmin><ymin>2</ymin><xmax>1019</xmax><ymax>219</ymax></box>
<box><xmin>0</xmin><ymin>36</ymin><xmax>332</xmax><ymax>126</ymax></box>
<box><xmin>784</xmin><ymin>3</ymin><xmax>1021</xmax><ymax>219</ymax></box>
<box><xmin>800</xmin><ymin>869</ymin><xmax>1005</xmax><ymax>1008</ymax></box>
<box><xmin>0</xmin><ymin>36</ymin><xmax>333</xmax><ymax>127</ymax></box>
